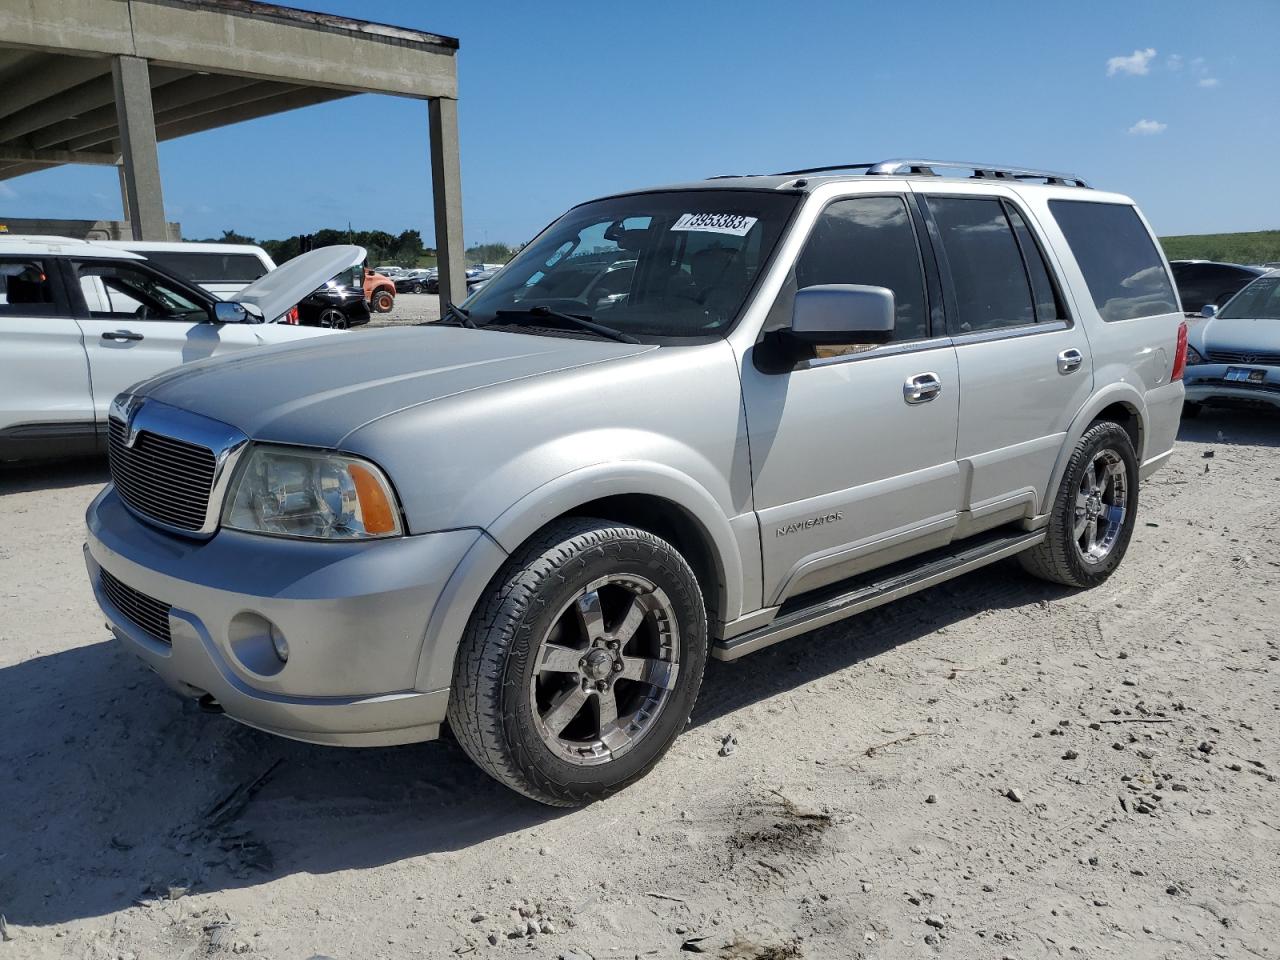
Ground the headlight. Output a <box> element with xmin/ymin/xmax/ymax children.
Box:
<box><xmin>223</xmin><ymin>445</ymin><xmax>403</xmax><ymax>540</ymax></box>
<box><xmin>1185</xmin><ymin>344</ymin><xmax>1205</xmax><ymax>366</ymax></box>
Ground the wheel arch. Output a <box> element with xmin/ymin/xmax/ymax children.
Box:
<box><xmin>1038</xmin><ymin>384</ymin><xmax>1147</xmax><ymax>518</ymax></box>
<box><xmin>413</xmin><ymin>462</ymin><xmax>744</xmax><ymax>695</ymax></box>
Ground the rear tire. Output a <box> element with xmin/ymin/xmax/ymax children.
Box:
<box><xmin>1019</xmin><ymin>421</ymin><xmax>1139</xmax><ymax>588</ymax></box>
<box><xmin>447</xmin><ymin>518</ymin><xmax>707</xmax><ymax>807</ymax></box>
<box><xmin>318</xmin><ymin>308</ymin><xmax>348</xmax><ymax>329</ymax></box>
<box><xmin>411</xmin><ymin>282</ymin><xmax>424</xmax><ymax>294</ymax></box>
<box><xmin>371</xmin><ymin>289</ymin><xmax>394</xmax><ymax>313</ymax></box>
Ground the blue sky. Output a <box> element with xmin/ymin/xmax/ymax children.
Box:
<box><xmin>3</xmin><ymin>0</ymin><xmax>1276</xmax><ymax>245</ymax></box>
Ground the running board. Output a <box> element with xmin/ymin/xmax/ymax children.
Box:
<box><xmin>713</xmin><ymin>529</ymin><xmax>1046</xmax><ymax>661</ymax></box>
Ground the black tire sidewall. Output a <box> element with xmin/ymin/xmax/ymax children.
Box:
<box><xmin>1056</xmin><ymin>424</ymin><xmax>1140</xmax><ymax>586</ymax></box>
<box><xmin>498</xmin><ymin>529</ymin><xmax>707</xmax><ymax>797</ymax></box>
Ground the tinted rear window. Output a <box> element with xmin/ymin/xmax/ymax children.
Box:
<box><xmin>1049</xmin><ymin>201</ymin><xmax>1177</xmax><ymax>321</ymax></box>
<box><xmin>144</xmin><ymin>251</ymin><xmax>269</xmax><ymax>285</ymax></box>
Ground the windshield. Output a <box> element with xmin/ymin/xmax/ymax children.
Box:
<box><xmin>1220</xmin><ymin>275</ymin><xmax>1280</xmax><ymax>320</ymax></box>
<box><xmin>462</xmin><ymin>190</ymin><xmax>799</xmax><ymax>340</ymax></box>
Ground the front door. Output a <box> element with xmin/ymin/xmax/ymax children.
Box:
<box><xmin>0</xmin><ymin>255</ymin><xmax>95</xmax><ymax>453</ymax></box>
<box><xmin>67</xmin><ymin>258</ymin><xmax>261</xmax><ymax>424</ymax></box>
<box><xmin>913</xmin><ymin>188</ymin><xmax>1094</xmax><ymax>527</ymax></box>
<box><xmin>741</xmin><ymin>194</ymin><xmax>961</xmax><ymax>606</ymax></box>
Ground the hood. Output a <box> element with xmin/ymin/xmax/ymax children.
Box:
<box><xmin>234</xmin><ymin>245</ymin><xmax>366</xmax><ymax>322</ymax></box>
<box><xmin>134</xmin><ymin>326</ymin><xmax>654</xmax><ymax>447</ymax></box>
<box><xmin>1196</xmin><ymin>315</ymin><xmax>1280</xmax><ymax>355</ymax></box>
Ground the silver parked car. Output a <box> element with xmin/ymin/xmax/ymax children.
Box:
<box><xmin>85</xmin><ymin>159</ymin><xmax>1186</xmax><ymax>806</ymax></box>
<box><xmin>1183</xmin><ymin>271</ymin><xmax>1280</xmax><ymax>416</ymax></box>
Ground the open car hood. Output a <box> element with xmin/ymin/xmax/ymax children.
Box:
<box><xmin>233</xmin><ymin>245</ymin><xmax>366</xmax><ymax>321</ymax></box>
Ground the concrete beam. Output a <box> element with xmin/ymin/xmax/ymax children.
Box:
<box><xmin>0</xmin><ymin>145</ymin><xmax>117</xmax><ymax>165</ymax></box>
<box><xmin>112</xmin><ymin>55</ymin><xmax>166</xmax><ymax>241</ymax></box>
<box><xmin>153</xmin><ymin>86</ymin><xmax>352</xmax><ymax>143</ymax></box>
<box><xmin>18</xmin><ymin>66</ymin><xmax>188</xmax><ymax>150</ymax></box>
<box><xmin>0</xmin><ymin>53</ymin><xmax>112</xmax><ymax>122</ymax></box>
<box><xmin>429</xmin><ymin>98</ymin><xmax>466</xmax><ymax>308</ymax></box>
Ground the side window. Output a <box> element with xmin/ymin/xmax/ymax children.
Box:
<box><xmin>1049</xmin><ymin>200</ymin><xmax>1178</xmax><ymax>321</ymax></box>
<box><xmin>72</xmin><ymin>261</ymin><xmax>207</xmax><ymax>322</ymax></box>
<box><xmin>793</xmin><ymin>195</ymin><xmax>929</xmax><ymax>341</ymax></box>
<box><xmin>927</xmin><ymin>197</ymin><xmax>1037</xmax><ymax>333</ymax></box>
<box><xmin>1005</xmin><ymin>204</ymin><xmax>1067</xmax><ymax>322</ymax></box>
<box><xmin>0</xmin><ymin>258</ymin><xmax>60</xmax><ymax>317</ymax></box>
<box><xmin>144</xmin><ymin>252</ymin><xmax>269</xmax><ymax>285</ymax></box>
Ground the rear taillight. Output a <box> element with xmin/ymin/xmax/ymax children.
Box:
<box><xmin>285</xmin><ymin>306</ymin><xmax>299</xmax><ymax>325</ymax></box>
<box><xmin>1171</xmin><ymin>320</ymin><xmax>1188</xmax><ymax>381</ymax></box>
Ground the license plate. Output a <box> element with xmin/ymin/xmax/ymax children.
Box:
<box><xmin>1225</xmin><ymin>367</ymin><xmax>1266</xmax><ymax>383</ymax></box>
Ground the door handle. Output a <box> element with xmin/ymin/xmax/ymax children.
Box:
<box><xmin>904</xmin><ymin>372</ymin><xmax>942</xmax><ymax>404</ymax></box>
<box><xmin>102</xmin><ymin>330</ymin><xmax>144</xmax><ymax>342</ymax></box>
<box><xmin>1057</xmin><ymin>348</ymin><xmax>1083</xmax><ymax>374</ymax></box>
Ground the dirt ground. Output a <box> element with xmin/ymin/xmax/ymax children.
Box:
<box><xmin>1</xmin><ymin>406</ymin><xmax>1277</xmax><ymax>960</ymax></box>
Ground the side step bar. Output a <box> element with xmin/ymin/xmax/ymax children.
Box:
<box><xmin>713</xmin><ymin>529</ymin><xmax>1046</xmax><ymax>661</ymax></box>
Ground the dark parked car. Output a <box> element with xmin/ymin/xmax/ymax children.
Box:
<box><xmin>297</xmin><ymin>265</ymin><xmax>371</xmax><ymax>329</ymax></box>
<box><xmin>1170</xmin><ymin>260</ymin><xmax>1266</xmax><ymax>314</ymax></box>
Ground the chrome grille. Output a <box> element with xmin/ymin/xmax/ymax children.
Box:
<box><xmin>1206</xmin><ymin>348</ymin><xmax>1280</xmax><ymax>366</ymax></box>
<box><xmin>108</xmin><ymin>417</ymin><xmax>217</xmax><ymax>531</ymax></box>
<box><xmin>99</xmin><ymin>568</ymin><xmax>172</xmax><ymax>645</ymax></box>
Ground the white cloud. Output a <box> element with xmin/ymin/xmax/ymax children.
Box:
<box><xmin>1128</xmin><ymin>119</ymin><xmax>1168</xmax><ymax>135</ymax></box>
<box><xmin>1107</xmin><ymin>47</ymin><xmax>1157</xmax><ymax>76</ymax></box>
<box><xmin>1166</xmin><ymin>54</ymin><xmax>1184</xmax><ymax>71</ymax></box>
<box><xmin>1198</xmin><ymin>77</ymin><xmax>1220</xmax><ymax>88</ymax></box>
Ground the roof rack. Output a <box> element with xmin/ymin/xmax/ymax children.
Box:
<box><xmin>767</xmin><ymin>159</ymin><xmax>1091</xmax><ymax>188</ymax></box>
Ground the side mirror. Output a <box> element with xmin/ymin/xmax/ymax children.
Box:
<box><xmin>213</xmin><ymin>301</ymin><xmax>265</xmax><ymax>324</ymax></box>
<box><xmin>1200</xmin><ymin>304</ymin><xmax>1218</xmax><ymax>319</ymax></box>
<box><xmin>791</xmin><ymin>284</ymin><xmax>895</xmax><ymax>344</ymax></box>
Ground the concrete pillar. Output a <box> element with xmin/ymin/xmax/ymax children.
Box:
<box><xmin>111</xmin><ymin>55</ymin><xmax>166</xmax><ymax>241</ymax></box>
<box><xmin>428</xmin><ymin>97</ymin><xmax>465</xmax><ymax>308</ymax></box>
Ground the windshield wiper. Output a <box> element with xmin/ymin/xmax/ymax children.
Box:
<box><xmin>493</xmin><ymin>305</ymin><xmax>640</xmax><ymax>344</ymax></box>
<box><xmin>438</xmin><ymin>301</ymin><xmax>476</xmax><ymax>328</ymax></box>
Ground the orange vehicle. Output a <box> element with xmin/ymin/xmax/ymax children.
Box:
<box><xmin>363</xmin><ymin>268</ymin><xmax>396</xmax><ymax>313</ymax></box>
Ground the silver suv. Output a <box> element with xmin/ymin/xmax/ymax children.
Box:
<box><xmin>85</xmin><ymin>159</ymin><xmax>1187</xmax><ymax>806</ymax></box>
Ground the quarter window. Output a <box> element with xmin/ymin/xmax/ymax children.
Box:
<box><xmin>0</xmin><ymin>258</ymin><xmax>59</xmax><ymax>316</ymax></box>
<box><xmin>927</xmin><ymin>197</ymin><xmax>1038</xmax><ymax>333</ymax></box>
<box><xmin>793</xmin><ymin>196</ymin><xmax>929</xmax><ymax>341</ymax></box>
<box><xmin>1049</xmin><ymin>200</ymin><xmax>1178</xmax><ymax>322</ymax></box>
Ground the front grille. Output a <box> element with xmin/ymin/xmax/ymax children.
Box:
<box><xmin>99</xmin><ymin>568</ymin><xmax>172</xmax><ymax>645</ymax></box>
<box><xmin>108</xmin><ymin>417</ymin><xmax>217</xmax><ymax>531</ymax></box>
<box><xmin>1206</xmin><ymin>348</ymin><xmax>1280</xmax><ymax>366</ymax></box>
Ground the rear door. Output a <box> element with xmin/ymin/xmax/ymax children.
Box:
<box><xmin>742</xmin><ymin>192</ymin><xmax>961</xmax><ymax>605</ymax></box>
<box><xmin>0</xmin><ymin>255</ymin><xmax>95</xmax><ymax>449</ymax></box>
<box><xmin>913</xmin><ymin>187</ymin><xmax>1093</xmax><ymax>531</ymax></box>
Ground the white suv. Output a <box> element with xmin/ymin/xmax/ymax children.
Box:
<box><xmin>97</xmin><ymin>240</ymin><xmax>276</xmax><ymax>300</ymax></box>
<box><xmin>0</xmin><ymin>237</ymin><xmax>362</xmax><ymax>461</ymax></box>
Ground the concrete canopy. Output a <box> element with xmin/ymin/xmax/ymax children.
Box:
<box><xmin>0</xmin><ymin>0</ymin><xmax>467</xmax><ymax>303</ymax></box>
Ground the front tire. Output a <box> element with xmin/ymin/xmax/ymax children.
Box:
<box><xmin>1019</xmin><ymin>421</ymin><xmax>1139</xmax><ymax>588</ymax></box>
<box><xmin>371</xmin><ymin>289</ymin><xmax>394</xmax><ymax>313</ymax></box>
<box><xmin>448</xmin><ymin>518</ymin><xmax>708</xmax><ymax>806</ymax></box>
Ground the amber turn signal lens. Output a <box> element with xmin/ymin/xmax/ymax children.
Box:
<box><xmin>348</xmin><ymin>462</ymin><xmax>398</xmax><ymax>535</ymax></box>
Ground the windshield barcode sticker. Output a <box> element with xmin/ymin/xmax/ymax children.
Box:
<box><xmin>670</xmin><ymin>213</ymin><xmax>758</xmax><ymax>236</ymax></box>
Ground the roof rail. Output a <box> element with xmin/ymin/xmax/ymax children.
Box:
<box><xmin>769</xmin><ymin>159</ymin><xmax>1091</xmax><ymax>188</ymax></box>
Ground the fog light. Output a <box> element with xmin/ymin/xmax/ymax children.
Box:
<box><xmin>270</xmin><ymin>625</ymin><xmax>290</xmax><ymax>663</ymax></box>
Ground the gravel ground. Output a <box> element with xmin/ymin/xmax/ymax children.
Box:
<box><xmin>367</xmin><ymin>292</ymin><xmax>441</xmax><ymax>328</ymax></box>
<box><xmin>1</xmin><ymin>407</ymin><xmax>1277</xmax><ymax>960</ymax></box>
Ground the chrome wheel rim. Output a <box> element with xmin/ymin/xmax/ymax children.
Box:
<box><xmin>1075</xmin><ymin>448</ymin><xmax>1128</xmax><ymax>564</ymax></box>
<box><xmin>529</xmin><ymin>574</ymin><xmax>680</xmax><ymax>767</ymax></box>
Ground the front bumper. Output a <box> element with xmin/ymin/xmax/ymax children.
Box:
<box><xmin>85</xmin><ymin>487</ymin><xmax>480</xmax><ymax>746</ymax></box>
<box><xmin>1184</xmin><ymin>364</ymin><xmax>1280</xmax><ymax>411</ymax></box>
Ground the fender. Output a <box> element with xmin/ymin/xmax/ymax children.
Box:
<box><xmin>1032</xmin><ymin>381</ymin><xmax>1147</xmax><ymax>525</ymax></box>
<box><xmin>413</xmin><ymin>460</ymin><xmax>748</xmax><ymax>695</ymax></box>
